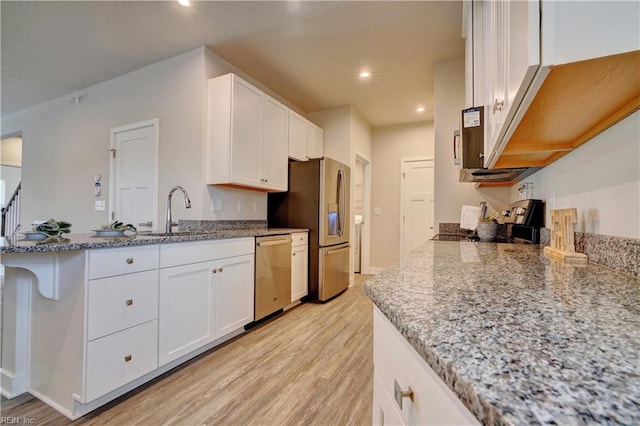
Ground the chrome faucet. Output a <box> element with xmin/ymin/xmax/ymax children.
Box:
<box><xmin>165</xmin><ymin>186</ymin><xmax>192</xmax><ymax>233</ymax></box>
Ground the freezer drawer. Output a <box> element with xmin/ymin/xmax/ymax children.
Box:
<box><xmin>318</xmin><ymin>243</ymin><xmax>350</xmax><ymax>301</ymax></box>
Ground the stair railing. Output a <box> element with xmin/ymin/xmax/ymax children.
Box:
<box><xmin>1</xmin><ymin>182</ymin><xmax>21</xmax><ymax>237</ymax></box>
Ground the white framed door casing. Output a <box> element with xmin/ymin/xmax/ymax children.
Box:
<box><xmin>400</xmin><ymin>157</ymin><xmax>434</xmax><ymax>258</ymax></box>
<box><xmin>109</xmin><ymin>119</ymin><xmax>159</xmax><ymax>231</ymax></box>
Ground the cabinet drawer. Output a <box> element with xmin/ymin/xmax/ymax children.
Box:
<box><xmin>373</xmin><ymin>307</ymin><xmax>479</xmax><ymax>425</ymax></box>
<box><xmin>88</xmin><ymin>270</ymin><xmax>159</xmax><ymax>341</ymax></box>
<box><xmin>159</xmin><ymin>238</ymin><xmax>254</xmax><ymax>268</ymax></box>
<box><xmin>291</xmin><ymin>232</ymin><xmax>308</xmax><ymax>247</ymax></box>
<box><xmin>85</xmin><ymin>320</ymin><xmax>158</xmax><ymax>402</ymax></box>
<box><xmin>89</xmin><ymin>245</ymin><xmax>159</xmax><ymax>279</ymax></box>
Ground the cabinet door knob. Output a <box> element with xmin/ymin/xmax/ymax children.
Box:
<box><xmin>218</xmin><ymin>267</ymin><xmax>223</xmax><ymax>273</ymax></box>
<box><xmin>124</xmin><ymin>354</ymin><xmax>132</xmax><ymax>362</ymax></box>
<box><xmin>292</xmin><ymin>252</ymin><xmax>296</xmax><ymax>256</ymax></box>
<box><xmin>212</xmin><ymin>269</ymin><xmax>217</xmax><ymax>274</ymax></box>
<box><xmin>126</xmin><ymin>258</ymin><xmax>134</xmax><ymax>264</ymax></box>
<box><xmin>394</xmin><ymin>380</ymin><xmax>414</xmax><ymax>410</ymax></box>
<box><xmin>125</xmin><ymin>299</ymin><xmax>134</xmax><ymax>306</ymax></box>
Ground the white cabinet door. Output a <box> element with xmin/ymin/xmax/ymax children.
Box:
<box><xmin>372</xmin><ymin>368</ymin><xmax>404</xmax><ymax>426</ymax></box>
<box><xmin>288</xmin><ymin>110</ymin><xmax>308</xmax><ymax>161</ymax></box>
<box><xmin>291</xmin><ymin>244</ymin><xmax>308</xmax><ymax>302</ymax></box>
<box><xmin>208</xmin><ymin>73</ymin><xmax>289</xmax><ymax>192</ymax></box>
<box><xmin>307</xmin><ymin>123</ymin><xmax>324</xmax><ymax>159</ymax></box>
<box><xmin>483</xmin><ymin>0</ymin><xmax>508</xmax><ymax>160</ymax></box>
<box><xmin>158</xmin><ymin>261</ymin><xmax>215</xmax><ymax>366</ymax></box>
<box><xmin>231</xmin><ymin>77</ymin><xmax>263</xmax><ymax>188</ymax></box>
<box><xmin>214</xmin><ymin>254</ymin><xmax>255</xmax><ymax>339</ymax></box>
<box><xmin>261</xmin><ymin>97</ymin><xmax>289</xmax><ymax>191</ymax></box>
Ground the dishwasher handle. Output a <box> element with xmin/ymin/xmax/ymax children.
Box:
<box><xmin>256</xmin><ymin>239</ymin><xmax>291</xmax><ymax>247</ymax></box>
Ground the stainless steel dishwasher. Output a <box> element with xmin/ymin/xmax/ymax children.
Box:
<box><xmin>255</xmin><ymin>235</ymin><xmax>292</xmax><ymax>321</ymax></box>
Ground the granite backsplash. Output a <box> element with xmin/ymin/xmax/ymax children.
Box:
<box><xmin>441</xmin><ymin>223</ymin><xmax>639</xmax><ymax>278</ymax></box>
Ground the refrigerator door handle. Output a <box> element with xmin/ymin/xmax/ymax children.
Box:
<box><xmin>337</xmin><ymin>168</ymin><xmax>345</xmax><ymax>237</ymax></box>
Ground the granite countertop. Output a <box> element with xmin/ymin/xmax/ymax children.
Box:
<box><xmin>364</xmin><ymin>241</ymin><xmax>640</xmax><ymax>425</ymax></box>
<box><xmin>0</xmin><ymin>228</ymin><xmax>307</xmax><ymax>254</ymax></box>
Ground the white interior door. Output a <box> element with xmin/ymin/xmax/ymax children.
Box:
<box><xmin>401</xmin><ymin>158</ymin><xmax>435</xmax><ymax>258</ymax></box>
<box><xmin>110</xmin><ymin>119</ymin><xmax>158</xmax><ymax>231</ymax></box>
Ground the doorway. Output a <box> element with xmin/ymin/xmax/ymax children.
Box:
<box><xmin>354</xmin><ymin>154</ymin><xmax>371</xmax><ymax>275</ymax></box>
<box><xmin>400</xmin><ymin>157</ymin><xmax>434</xmax><ymax>258</ymax></box>
<box><xmin>109</xmin><ymin>119</ymin><xmax>159</xmax><ymax>231</ymax></box>
<box><xmin>1</xmin><ymin>134</ymin><xmax>23</xmax><ymax>237</ymax></box>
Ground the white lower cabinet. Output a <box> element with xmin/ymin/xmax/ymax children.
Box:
<box><xmin>372</xmin><ymin>306</ymin><xmax>479</xmax><ymax>425</ymax></box>
<box><xmin>85</xmin><ymin>320</ymin><xmax>158</xmax><ymax>402</ymax></box>
<box><xmin>291</xmin><ymin>232</ymin><xmax>308</xmax><ymax>302</ymax></box>
<box><xmin>10</xmin><ymin>238</ymin><xmax>256</xmax><ymax>419</ymax></box>
<box><xmin>158</xmin><ymin>260</ymin><xmax>216</xmax><ymax>366</ymax></box>
<box><xmin>214</xmin><ymin>254</ymin><xmax>254</xmax><ymax>338</ymax></box>
<box><xmin>159</xmin><ymin>239</ymin><xmax>255</xmax><ymax>366</ymax></box>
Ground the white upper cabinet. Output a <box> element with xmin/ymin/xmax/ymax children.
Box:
<box><xmin>288</xmin><ymin>110</ymin><xmax>309</xmax><ymax>161</ymax></box>
<box><xmin>466</xmin><ymin>0</ymin><xmax>639</xmax><ymax>171</ymax></box>
<box><xmin>307</xmin><ymin>122</ymin><xmax>324</xmax><ymax>159</ymax></box>
<box><xmin>288</xmin><ymin>110</ymin><xmax>324</xmax><ymax>161</ymax></box>
<box><xmin>208</xmin><ymin>73</ymin><xmax>288</xmax><ymax>192</ymax></box>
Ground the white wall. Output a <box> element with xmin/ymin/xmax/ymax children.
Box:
<box><xmin>2</xmin><ymin>48</ymin><xmax>207</xmax><ymax>232</ymax></box>
<box><xmin>512</xmin><ymin>111</ymin><xmax>640</xmax><ymax>238</ymax></box>
<box><xmin>0</xmin><ymin>47</ymin><xmax>321</xmax><ymax>232</ymax></box>
<box><xmin>370</xmin><ymin>122</ymin><xmax>434</xmax><ymax>269</ymax></box>
<box><xmin>433</xmin><ymin>58</ymin><xmax>510</xmax><ymax>226</ymax></box>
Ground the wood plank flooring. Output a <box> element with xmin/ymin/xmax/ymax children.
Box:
<box><xmin>1</xmin><ymin>274</ymin><xmax>374</xmax><ymax>425</ymax></box>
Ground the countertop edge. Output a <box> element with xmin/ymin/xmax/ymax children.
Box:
<box><xmin>0</xmin><ymin>228</ymin><xmax>308</xmax><ymax>254</ymax></box>
<box><xmin>365</xmin><ymin>290</ymin><xmax>507</xmax><ymax>426</ymax></box>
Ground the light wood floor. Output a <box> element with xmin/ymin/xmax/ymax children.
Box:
<box><xmin>1</xmin><ymin>274</ymin><xmax>374</xmax><ymax>425</ymax></box>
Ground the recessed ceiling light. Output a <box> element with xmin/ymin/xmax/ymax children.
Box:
<box><xmin>178</xmin><ymin>0</ymin><xmax>191</xmax><ymax>6</ymax></box>
<box><xmin>416</xmin><ymin>106</ymin><xmax>425</xmax><ymax>113</ymax></box>
<box><xmin>359</xmin><ymin>71</ymin><xmax>371</xmax><ymax>79</ymax></box>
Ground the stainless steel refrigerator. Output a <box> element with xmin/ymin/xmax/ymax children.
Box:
<box><xmin>268</xmin><ymin>157</ymin><xmax>350</xmax><ymax>302</ymax></box>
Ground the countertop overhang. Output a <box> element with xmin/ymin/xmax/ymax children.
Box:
<box><xmin>0</xmin><ymin>228</ymin><xmax>307</xmax><ymax>254</ymax></box>
<box><xmin>364</xmin><ymin>241</ymin><xmax>640</xmax><ymax>425</ymax></box>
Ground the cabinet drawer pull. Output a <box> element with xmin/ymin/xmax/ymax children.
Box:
<box><xmin>126</xmin><ymin>258</ymin><xmax>134</xmax><ymax>264</ymax></box>
<box><xmin>125</xmin><ymin>299</ymin><xmax>134</xmax><ymax>306</ymax></box>
<box><xmin>394</xmin><ymin>380</ymin><xmax>414</xmax><ymax>410</ymax></box>
<box><xmin>124</xmin><ymin>354</ymin><xmax>132</xmax><ymax>362</ymax></box>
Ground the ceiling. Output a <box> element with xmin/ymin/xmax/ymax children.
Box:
<box><xmin>1</xmin><ymin>1</ymin><xmax>464</xmax><ymax>127</ymax></box>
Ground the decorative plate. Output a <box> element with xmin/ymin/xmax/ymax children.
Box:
<box><xmin>92</xmin><ymin>229</ymin><xmax>128</xmax><ymax>237</ymax></box>
<box><xmin>19</xmin><ymin>232</ymin><xmax>50</xmax><ymax>241</ymax></box>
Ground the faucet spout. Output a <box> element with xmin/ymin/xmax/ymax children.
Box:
<box><xmin>165</xmin><ymin>186</ymin><xmax>192</xmax><ymax>233</ymax></box>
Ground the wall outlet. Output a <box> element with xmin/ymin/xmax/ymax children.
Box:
<box><xmin>550</xmin><ymin>189</ymin><xmax>556</xmax><ymax>210</ymax></box>
<box><xmin>212</xmin><ymin>198</ymin><xmax>223</xmax><ymax>212</ymax></box>
<box><xmin>237</xmin><ymin>200</ymin><xmax>244</xmax><ymax>213</ymax></box>
<box><xmin>94</xmin><ymin>200</ymin><xmax>106</xmax><ymax>211</ymax></box>
<box><xmin>254</xmin><ymin>202</ymin><xmax>259</xmax><ymax>213</ymax></box>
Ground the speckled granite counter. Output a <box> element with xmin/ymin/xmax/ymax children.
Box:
<box><xmin>0</xmin><ymin>228</ymin><xmax>307</xmax><ymax>254</ymax></box>
<box><xmin>364</xmin><ymin>241</ymin><xmax>640</xmax><ymax>425</ymax></box>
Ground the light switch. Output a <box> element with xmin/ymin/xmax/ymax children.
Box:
<box><xmin>95</xmin><ymin>200</ymin><xmax>106</xmax><ymax>211</ymax></box>
<box><xmin>373</xmin><ymin>207</ymin><xmax>382</xmax><ymax>215</ymax></box>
